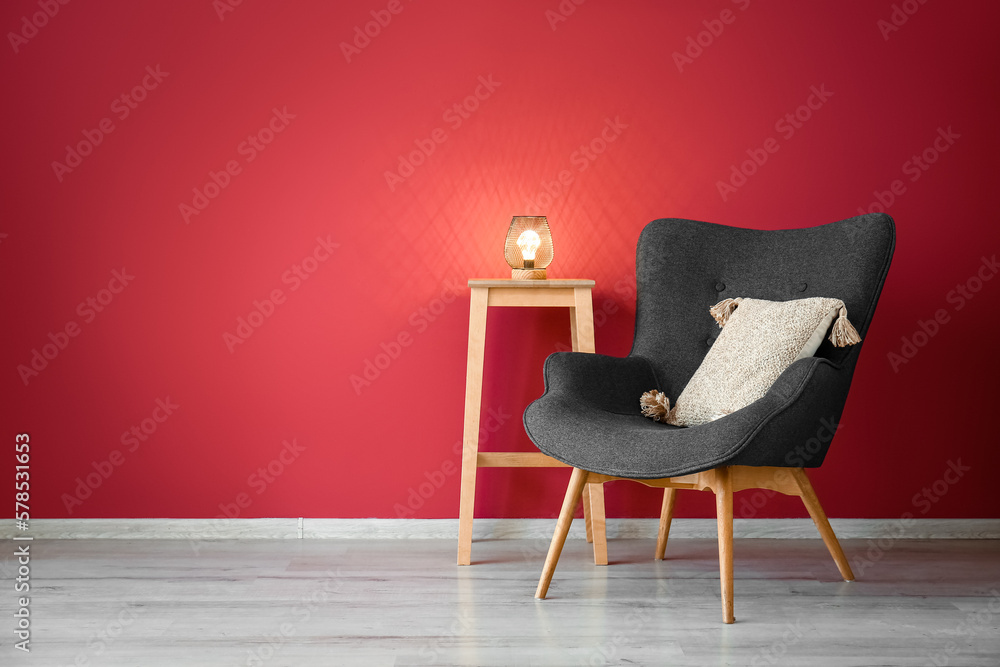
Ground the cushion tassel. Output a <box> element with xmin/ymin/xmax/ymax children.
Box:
<box><xmin>639</xmin><ymin>390</ymin><xmax>671</xmax><ymax>422</ymax></box>
<box><xmin>709</xmin><ymin>297</ymin><xmax>742</xmax><ymax>327</ymax></box>
<box><xmin>829</xmin><ymin>306</ymin><xmax>862</xmax><ymax>347</ymax></box>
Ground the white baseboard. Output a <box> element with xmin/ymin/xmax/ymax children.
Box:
<box><xmin>3</xmin><ymin>518</ymin><xmax>997</xmax><ymax>540</ymax></box>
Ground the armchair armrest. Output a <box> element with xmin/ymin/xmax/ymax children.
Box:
<box><xmin>724</xmin><ymin>354</ymin><xmax>855</xmax><ymax>468</ymax></box>
<box><xmin>541</xmin><ymin>352</ymin><xmax>661</xmax><ymax>414</ymax></box>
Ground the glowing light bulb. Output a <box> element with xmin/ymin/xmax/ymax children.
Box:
<box><xmin>504</xmin><ymin>216</ymin><xmax>552</xmax><ymax>280</ymax></box>
<box><xmin>517</xmin><ymin>229</ymin><xmax>541</xmax><ymax>268</ymax></box>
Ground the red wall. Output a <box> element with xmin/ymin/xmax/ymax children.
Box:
<box><xmin>3</xmin><ymin>0</ymin><xmax>998</xmax><ymax>521</ymax></box>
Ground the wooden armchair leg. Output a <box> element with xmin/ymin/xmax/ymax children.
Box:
<box><xmin>791</xmin><ymin>468</ymin><xmax>855</xmax><ymax>581</ymax></box>
<box><xmin>536</xmin><ymin>467</ymin><xmax>590</xmax><ymax>599</ymax></box>
<box><xmin>586</xmin><ymin>482</ymin><xmax>608</xmax><ymax>565</ymax></box>
<box><xmin>715</xmin><ymin>467</ymin><xmax>735</xmax><ymax>624</ymax></box>
<box><xmin>582</xmin><ymin>484</ymin><xmax>594</xmax><ymax>543</ymax></box>
<box><xmin>655</xmin><ymin>488</ymin><xmax>677</xmax><ymax>560</ymax></box>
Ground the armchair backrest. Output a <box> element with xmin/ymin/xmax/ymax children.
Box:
<box><xmin>629</xmin><ymin>214</ymin><xmax>896</xmax><ymax>398</ymax></box>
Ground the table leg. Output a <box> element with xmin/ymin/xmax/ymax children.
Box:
<box><xmin>458</xmin><ymin>287</ymin><xmax>489</xmax><ymax>565</ymax></box>
<box><xmin>569</xmin><ymin>307</ymin><xmax>580</xmax><ymax>351</ymax></box>
<box><xmin>572</xmin><ymin>287</ymin><xmax>596</xmax><ymax>354</ymax></box>
<box><xmin>572</xmin><ymin>287</ymin><xmax>606</xmax><ymax>563</ymax></box>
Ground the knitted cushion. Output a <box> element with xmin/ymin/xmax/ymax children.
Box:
<box><xmin>641</xmin><ymin>297</ymin><xmax>860</xmax><ymax>427</ymax></box>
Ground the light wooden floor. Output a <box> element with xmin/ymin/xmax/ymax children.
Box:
<box><xmin>3</xmin><ymin>538</ymin><xmax>998</xmax><ymax>666</ymax></box>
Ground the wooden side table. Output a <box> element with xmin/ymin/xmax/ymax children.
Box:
<box><xmin>457</xmin><ymin>279</ymin><xmax>608</xmax><ymax>566</ymax></box>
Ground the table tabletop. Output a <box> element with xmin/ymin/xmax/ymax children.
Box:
<box><xmin>468</xmin><ymin>279</ymin><xmax>595</xmax><ymax>288</ymax></box>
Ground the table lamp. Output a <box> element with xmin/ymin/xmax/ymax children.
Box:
<box><xmin>505</xmin><ymin>216</ymin><xmax>553</xmax><ymax>280</ymax></box>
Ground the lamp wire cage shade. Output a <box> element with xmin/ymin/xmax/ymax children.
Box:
<box><xmin>504</xmin><ymin>216</ymin><xmax>554</xmax><ymax>278</ymax></box>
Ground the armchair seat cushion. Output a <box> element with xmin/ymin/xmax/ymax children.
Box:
<box><xmin>525</xmin><ymin>355</ymin><xmax>851</xmax><ymax>479</ymax></box>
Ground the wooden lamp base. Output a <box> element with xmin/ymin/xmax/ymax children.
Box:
<box><xmin>511</xmin><ymin>268</ymin><xmax>547</xmax><ymax>280</ymax></box>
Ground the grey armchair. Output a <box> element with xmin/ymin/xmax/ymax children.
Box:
<box><xmin>526</xmin><ymin>214</ymin><xmax>895</xmax><ymax>623</ymax></box>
